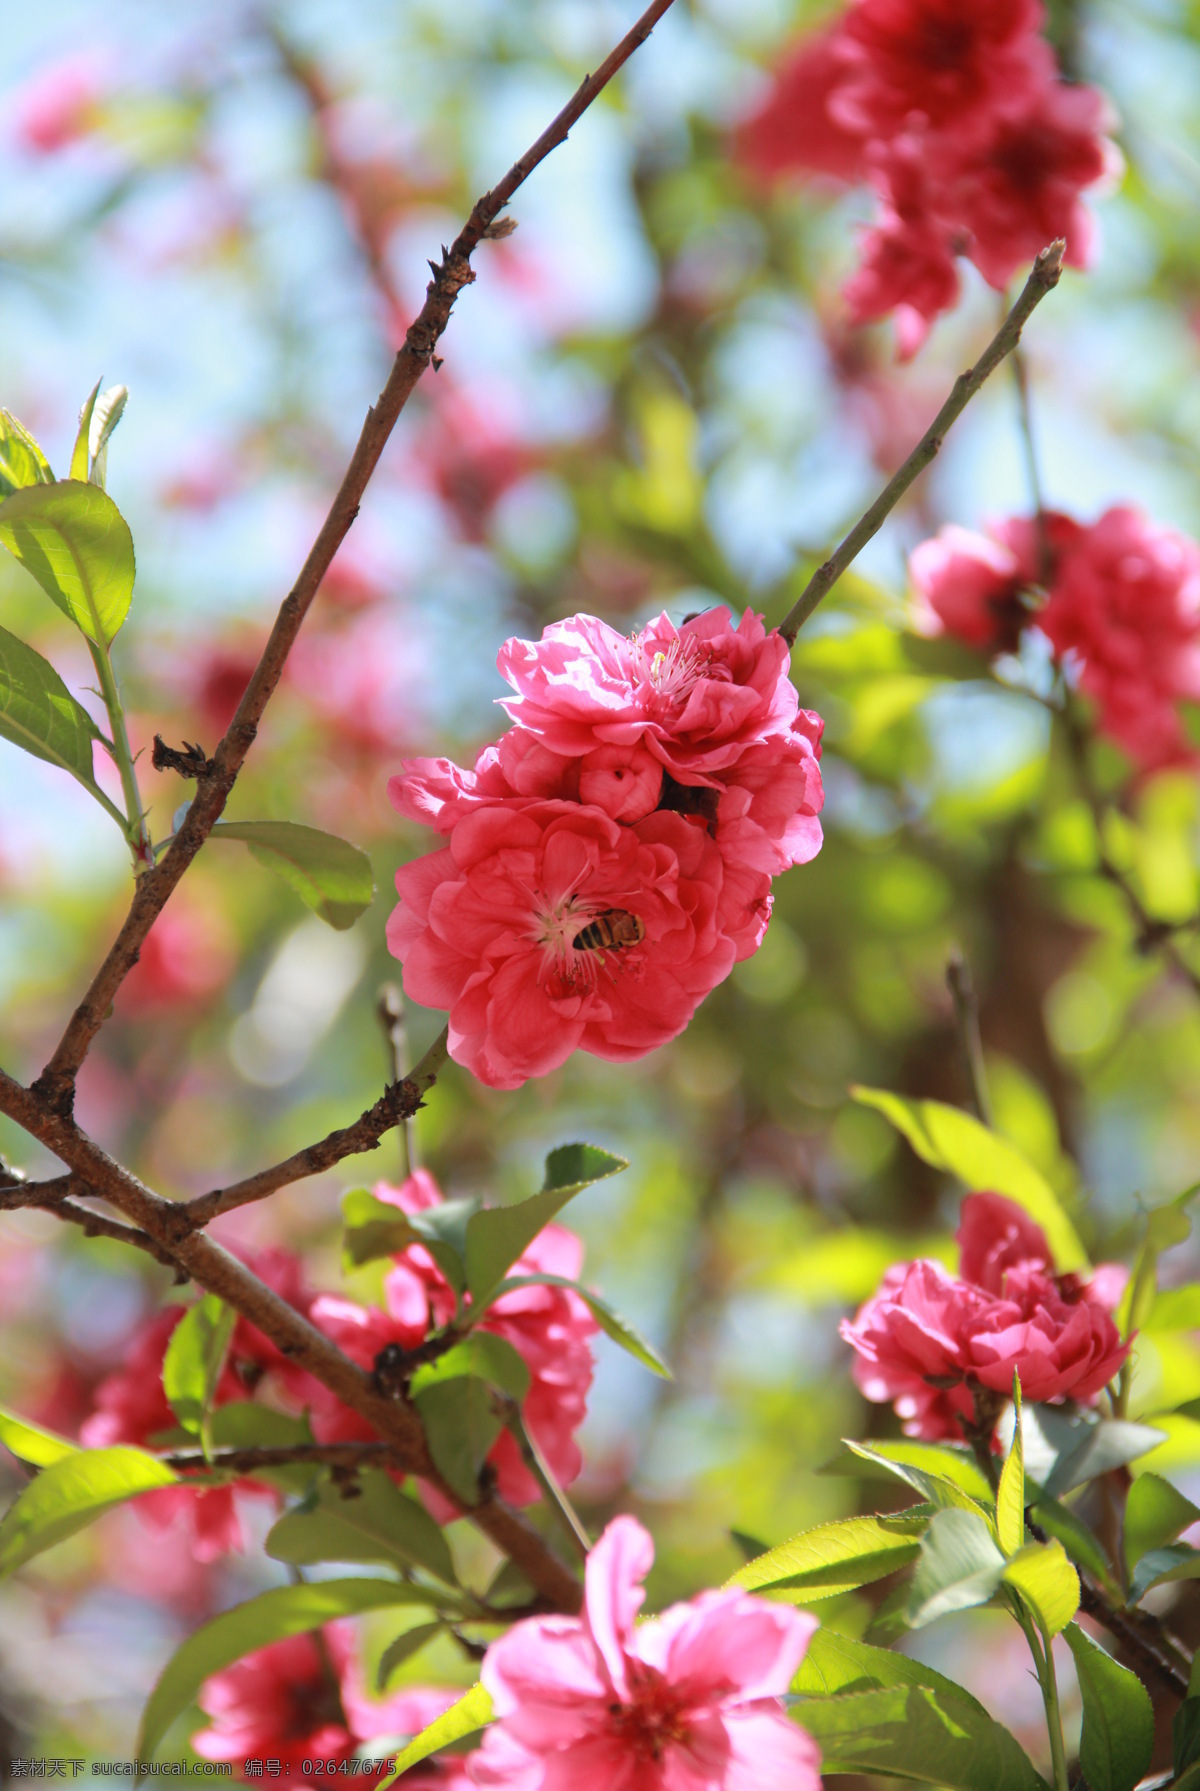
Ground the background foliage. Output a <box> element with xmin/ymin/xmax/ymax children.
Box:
<box><xmin>4</xmin><ymin>0</ymin><xmax>1200</xmax><ymax>1776</ymax></box>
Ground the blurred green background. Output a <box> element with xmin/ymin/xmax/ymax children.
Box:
<box><xmin>5</xmin><ymin>0</ymin><xmax>1200</xmax><ymax>1776</ymax></box>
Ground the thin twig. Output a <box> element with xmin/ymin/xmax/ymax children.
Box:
<box><xmin>161</xmin><ymin>1441</ymin><xmax>405</xmax><ymax>1474</ymax></box>
<box><xmin>30</xmin><ymin>0</ymin><xmax>682</xmax><ymax>1114</ymax></box>
<box><xmin>945</xmin><ymin>950</ymin><xmax>993</xmax><ymax>1126</ymax></box>
<box><xmin>778</xmin><ymin>241</ymin><xmax>1066</xmax><ymax>645</ymax></box>
<box><xmin>183</xmin><ymin>1028</ymin><xmax>448</xmax><ymax>1228</ymax></box>
<box><xmin>378</xmin><ymin>984</ymin><xmax>417</xmax><ymax>1178</ymax></box>
<box><xmin>0</xmin><ymin>1061</ymin><xmax>582</xmax><ymax>1613</ymax></box>
<box><xmin>1010</xmin><ymin>343</ymin><xmax>1052</xmax><ymax>586</ymax></box>
<box><xmin>503</xmin><ymin>1402</ymin><xmax>591</xmax><ymax>1563</ymax></box>
<box><xmin>0</xmin><ymin>1175</ymin><xmax>181</xmax><ymax>1271</ymax></box>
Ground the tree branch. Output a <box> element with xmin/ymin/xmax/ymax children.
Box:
<box><xmin>778</xmin><ymin>241</ymin><xmax>1066</xmax><ymax>646</ymax></box>
<box><xmin>0</xmin><ymin>1062</ymin><xmax>582</xmax><ymax>1613</ymax></box>
<box><xmin>30</xmin><ymin>0</ymin><xmax>682</xmax><ymax>1113</ymax></box>
<box><xmin>183</xmin><ymin>1028</ymin><xmax>449</xmax><ymax>1228</ymax></box>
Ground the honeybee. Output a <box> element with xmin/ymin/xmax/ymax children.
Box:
<box><xmin>572</xmin><ymin>909</ymin><xmax>645</xmax><ymax>954</ymax></box>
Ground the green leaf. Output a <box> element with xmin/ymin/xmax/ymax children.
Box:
<box><xmin>412</xmin><ymin>1333</ymin><xmax>531</xmax><ymax>1402</ymax></box>
<box><xmin>819</xmin><ymin>1437</ymin><xmax>992</xmax><ymax>1502</ymax></box>
<box><xmin>795</xmin><ymin>1628</ymin><xmax>993</xmax><ymax>1703</ymax></box>
<box><xmin>340</xmin><ymin>1187</ymin><xmax>478</xmax><ymax>1287</ymax></box>
<box><xmin>161</xmin><ymin>1295</ymin><xmax>235</xmax><ymax>1448</ymax></box>
<box><xmin>844</xmin><ymin>1441</ymin><xmax>991</xmax><ymax>1514</ymax></box>
<box><xmin>795</xmin><ymin>1685</ymin><xmax>1047</xmax><ymax>1791</ymax></box>
<box><xmin>1063</xmin><ymin>1623</ymin><xmax>1154</xmax><ymax>1791</ymax></box>
<box><xmin>0</xmin><ymin>1446</ymin><xmax>177</xmax><ymax>1578</ymax></box>
<box><xmin>907</xmin><ymin>1508</ymin><xmax>1006</xmax><ymax>1628</ymax></box>
<box><xmin>850</xmin><ymin>1086</ymin><xmax>1088</xmax><ymax>1272</ymax></box>
<box><xmin>997</xmin><ymin>1375</ymin><xmax>1025</xmax><ymax>1557</ymax></box>
<box><xmin>0</xmin><ymin>624</ymin><xmax>104</xmax><ymax>790</ymax></box>
<box><xmin>0</xmin><ymin>1403</ymin><xmax>78</xmax><ymax>1468</ymax></box>
<box><xmin>490</xmin><ymin>1274</ymin><xmax>670</xmax><ymax>1378</ymax></box>
<box><xmin>211</xmin><ymin>821</ymin><xmax>374</xmax><ymax>929</ymax></box>
<box><xmin>1175</xmin><ymin>1695</ymin><xmax>1200</xmax><ymax>1776</ymax></box>
<box><xmin>412</xmin><ymin>1377</ymin><xmax>503</xmax><ymax>1507</ymax></box>
<box><xmin>0</xmin><ymin>410</ymin><xmax>54</xmax><ymax>496</ymax></box>
<box><xmin>1002</xmin><ymin>1539</ymin><xmax>1079</xmax><ymax>1636</ymax></box>
<box><xmin>266</xmin><ymin>1470</ymin><xmax>457</xmax><ymax>1586</ymax></box>
<box><xmin>378</xmin><ymin>1682</ymin><xmax>493</xmax><ymax>1788</ymax></box>
<box><xmin>463</xmin><ymin>1144</ymin><xmax>628</xmax><ymax>1308</ymax></box>
<box><xmin>1128</xmin><ymin>1540</ymin><xmax>1200</xmax><ymax>1605</ymax></box>
<box><xmin>376</xmin><ymin>1622</ymin><xmax>447</xmax><ymax>1690</ymax></box>
<box><xmin>137</xmin><ymin>1579</ymin><xmax>432</xmax><ymax>1761</ymax></box>
<box><xmin>0</xmin><ymin>480</ymin><xmax>136</xmax><ymax>646</ymax></box>
<box><xmin>726</xmin><ymin>1510</ymin><xmax>928</xmax><ymax>1603</ymax></box>
<box><xmin>1124</xmin><ymin>1471</ymin><xmax>1200</xmax><ymax>1579</ymax></box>
<box><xmin>70</xmin><ymin>379</ymin><xmax>102</xmax><ymax>481</ymax></box>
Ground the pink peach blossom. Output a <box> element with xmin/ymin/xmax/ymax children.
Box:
<box><xmin>79</xmin><ymin>1251</ymin><xmax>315</xmax><ymax>1561</ymax></box>
<box><xmin>832</xmin><ymin>0</ymin><xmax>1052</xmax><ymax>138</ymax></box>
<box><xmin>931</xmin><ymin>79</ymin><xmax>1118</xmax><ymax>290</ymax></box>
<box><xmin>736</xmin><ymin>27</ymin><xmax>868</xmax><ymax>184</ymax></box>
<box><xmin>194</xmin><ymin>1625</ymin><xmax>469</xmax><ymax>1786</ymax></box>
<box><xmin>1039</xmin><ymin>505</ymin><xmax>1200</xmax><ymax>769</ymax></box>
<box><xmin>841</xmin><ymin>1193</ymin><xmax>1130</xmax><ymax>1439</ymax></box>
<box><xmin>496</xmin><ymin>608</ymin><xmax>801</xmax><ymax>783</ymax></box>
<box><xmin>387</xmin><ymin>801</ymin><xmax>737</xmax><ymax>1088</ymax></box>
<box><xmin>469</xmin><ymin>1515</ymin><xmax>821</xmax><ymax>1790</ymax></box>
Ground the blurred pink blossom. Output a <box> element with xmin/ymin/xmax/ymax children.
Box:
<box><xmin>469</xmin><ymin>1514</ymin><xmax>821</xmax><ymax>1789</ymax></box>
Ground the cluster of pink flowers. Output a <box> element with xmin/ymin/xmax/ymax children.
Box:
<box><xmin>842</xmin><ymin>1192</ymin><xmax>1129</xmax><ymax>1439</ymax></box>
<box><xmin>308</xmin><ymin>1170</ymin><xmax>598</xmax><ymax>1512</ymax></box>
<box><xmin>388</xmin><ymin>608</ymin><xmax>824</xmax><ymax>1088</ymax></box>
<box><xmin>911</xmin><ymin>505</ymin><xmax>1200</xmax><ymax>769</ymax></box>
<box><xmin>469</xmin><ymin>1514</ymin><xmax>821</xmax><ymax>1789</ymax></box>
<box><xmin>80</xmin><ymin>1248</ymin><xmax>315</xmax><ymax>1561</ymax></box>
<box><xmin>75</xmin><ymin>1174</ymin><xmax>597</xmax><ymax>1557</ymax></box>
<box><xmin>738</xmin><ymin>0</ymin><xmax>1119</xmax><ymax>356</ymax></box>
<box><xmin>193</xmin><ymin>1625</ymin><xmax>469</xmax><ymax>1788</ymax></box>
<box><xmin>190</xmin><ymin>1518</ymin><xmax>820</xmax><ymax>1788</ymax></box>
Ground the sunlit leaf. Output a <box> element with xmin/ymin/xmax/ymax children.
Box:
<box><xmin>377</xmin><ymin>1682</ymin><xmax>493</xmax><ymax>1788</ymax></box>
<box><xmin>819</xmin><ymin>1437</ymin><xmax>991</xmax><ymax>1502</ymax></box>
<box><xmin>0</xmin><ymin>480</ymin><xmax>136</xmax><ymax>646</ymax></box>
<box><xmin>844</xmin><ymin>1441</ymin><xmax>990</xmax><ymax>1514</ymax></box>
<box><xmin>0</xmin><ymin>625</ymin><xmax>103</xmax><ymax>788</ymax></box>
<box><xmin>162</xmin><ymin>1294</ymin><xmax>235</xmax><ymax>1447</ymax></box>
<box><xmin>137</xmin><ymin>1579</ymin><xmax>432</xmax><ymax>1761</ymax></box>
<box><xmin>0</xmin><ymin>410</ymin><xmax>54</xmax><ymax>495</ymax></box>
<box><xmin>795</xmin><ymin>1684</ymin><xmax>1046</xmax><ymax>1791</ymax></box>
<box><xmin>996</xmin><ymin>1376</ymin><xmax>1025</xmax><ymax>1558</ymax></box>
<box><xmin>212</xmin><ymin>820</ymin><xmax>374</xmax><ymax>929</ymax></box>
<box><xmin>70</xmin><ymin>379</ymin><xmax>102</xmax><ymax>481</ymax></box>
<box><xmin>727</xmin><ymin>1510</ymin><xmax>928</xmax><ymax>1603</ymax></box>
<box><xmin>851</xmin><ymin>1087</ymin><xmax>1088</xmax><ymax>1272</ymax></box>
<box><xmin>0</xmin><ymin>1446</ymin><xmax>177</xmax><ymax>1578</ymax></box>
<box><xmin>1002</xmin><ymin>1539</ymin><xmax>1078</xmax><ymax>1636</ymax></box>
<box><xmin>0</xmin><ymin>1403</ymin><xmax>78</xmax><ymax>1468</ymax></box>
<box><xmin>1063</xmin><ymin>1623</ymin><xmax>1153</xmax><ymax>1791</ymax></box>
